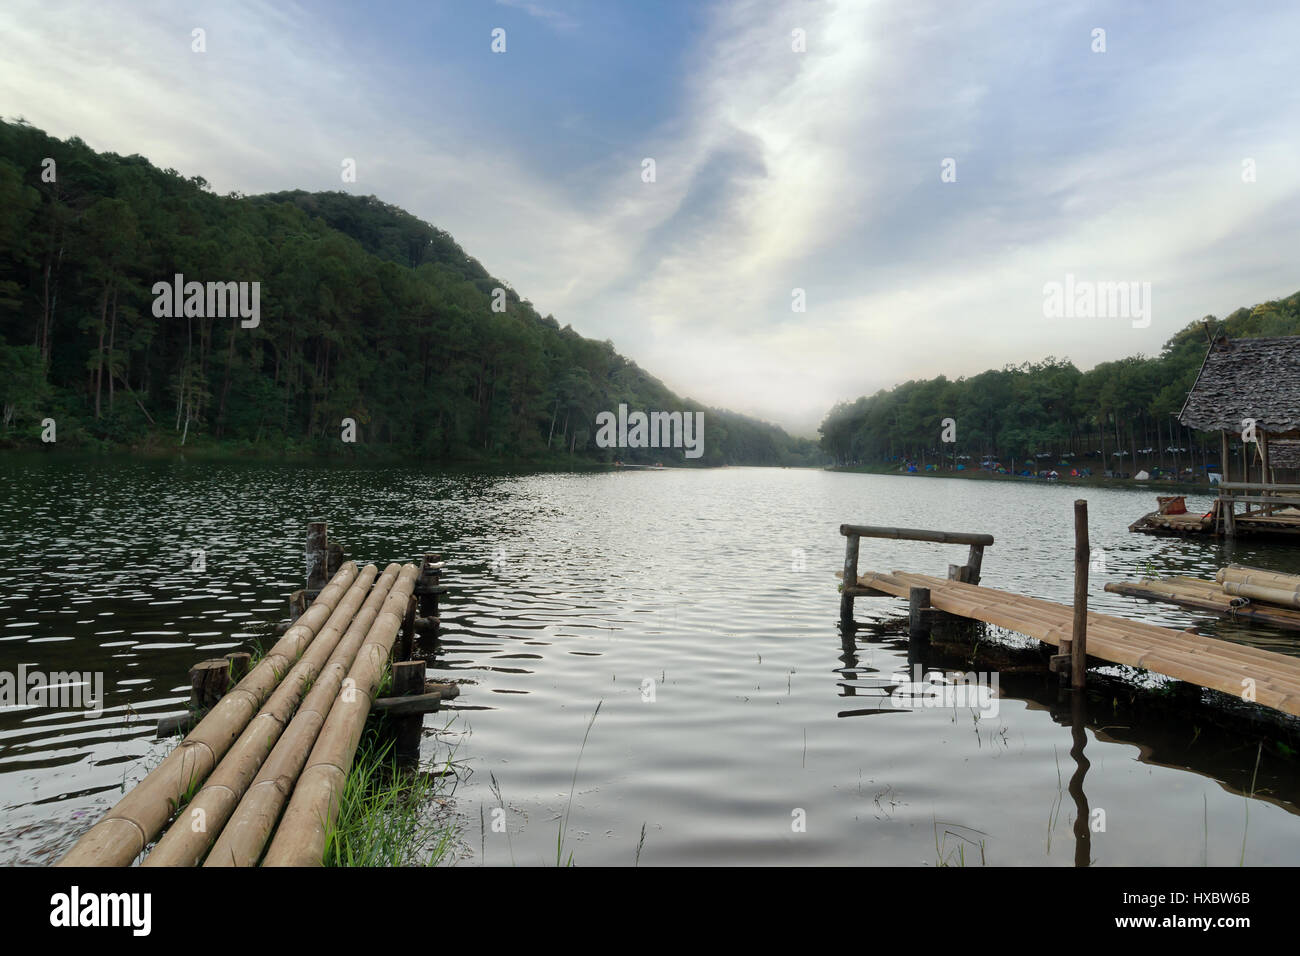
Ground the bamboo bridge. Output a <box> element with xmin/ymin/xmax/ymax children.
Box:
<box><xmin>837</xmin><ymin>506</ymin><xmax>1300</xmax><ymax>720</ymax></box>
<box><xmin>57</xmin><ymin>521</ymin><xmax>452</xmax><ymax>867</ymax></box>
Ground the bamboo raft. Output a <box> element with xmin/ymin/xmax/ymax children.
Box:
<box><xmin>838</xmin><ymin>517</ymin><xmax>1300</xmax><ymax>719</ymax></box>
<box><xmin>1130</xmin><ymin>482</ymin><xmax>1300</xmax><ymax>539</ymax></box>
<box><xmin>57</xmin><ymin>521</ymin><xmax>452</xmax><ymax>868</ymax></box>
<box><xmin>1105</xmin><ymin>566</ymin><xmax>1300</xmax><ymax>631</ymax></box>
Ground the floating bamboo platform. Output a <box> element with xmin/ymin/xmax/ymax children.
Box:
<box><xmin>1130</xmin><ymin>482</ymin><xmax>1300</xmax><ymax>539</ymax></box>
<box><xmin>1105</xmin><ymin>566</ymin><xmax>1300</xmax><ymax>631</ymax></box>
<box><xmin>57</xmin><ymin>521</ymin><xmax>454</xmax><ymax>868</ymax></box>
<box><xmin>837</xmin><ymin>516</ymin><xmax>1300</xmax><ymax>720</ymax></box>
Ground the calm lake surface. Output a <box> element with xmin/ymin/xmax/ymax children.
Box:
<box><xmin>2</xmin><ymin>459</ymin><xmax>1298</xmax><ymax>866</ymax></box>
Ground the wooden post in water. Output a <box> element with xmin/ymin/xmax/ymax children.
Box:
<box><xmin>189</xmin><ymin>660</ymin><xmax>231</xmax><ymax>711</ymax></box>
<box><xmin>840</xmin><ymin>534</ymin><xmax>860</xmax><ymax>622</ymax></box>
<box><xmin>391</xmin><ymin>659</ymin><xmax>427</xmax><ymax>762</ymax></box>
<box><xmin>225</xmin><ymin>651</ymin><xmax>251</xmax><ymax>684</ymax></box>
<box><xmin>1071</xmin><ymin>499</ymin><xmax>1089</xmax><ymax>690</ymax></box>
<box><xmin>397</xmin><ymin>594</ymin><xmax>417</xmax><ymax>662</ymax></box>
<box><xmin>306</xmin><ymin>520</ymin><xmax>328</xmax><ymax>595</ymax></box>
<box><xmin>965</xmin><ymin>544</ymin><xmax>984</xmax><ymax>585</ymax></box>
<box><xmin>908</xmin><ymin>587</ymin><xmax>931</xmax><ymax>640</ymax></box>
<box><xmin>415</xmin><ymin>553</ymin><xmax>443</xmax><ymax>652</ymax></box>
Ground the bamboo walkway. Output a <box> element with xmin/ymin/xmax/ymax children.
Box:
<box><xmin>854</xmin><ymin>569</ymin><xmax>1300</xmax><ymax>718</ymax></box>
<box><xmin>56</xmin><ymin>522</ymin><xmax>452</xmax><ymax>867</ymax></box>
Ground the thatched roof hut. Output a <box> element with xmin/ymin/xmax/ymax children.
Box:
<box><xmin>1178</xmin><ymin>335</ymin><xmax>1300</xmax><ymax>482</ymax></box>
<box><xmin>1178</xmin><ymin>335</ymin><xmax>1300</xmax><ymax>436</ymax></box>
<box><xmin>1269</xmin><ymin>440</ymin><xmax>1300</xmax><ymax>471</ymax></box>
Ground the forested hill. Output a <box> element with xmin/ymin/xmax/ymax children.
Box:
<box><xmin>819</xmin><ymin>292</ymin><xmax>1300</xmax><ymax>469</ymax></box>
<box><xmin>0</xmin><ymin>119</ymin><xmax>819</xmax><ymax>465</ymax></box>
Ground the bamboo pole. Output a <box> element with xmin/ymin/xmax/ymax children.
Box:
<box><xmin>1102</xmin><ymin>580</ymin><xmax>1300</xmax><ymax>628</ymax></box>
<box><xmin>262</xmin><ymin>563</ymin><xmax>421</xmax><ymax>867</ymax></box>
<box><xmin>204</xmin><ymin>564</ymin><xmax>403</xmax><ymax>867</ymax></box>
<box><xmin>1217</xmin><ymin>566</ymin><xmax>1300</xmax><ymax>594</ymax></box>
<box><xmin>142</xmin><ymin>564</ymin><xmax>380</xmax><ymax>867</ymax></box>
<box><xmin>57</xmin><ymin>562</ymin><xmax>360</xmax><ymax>867</ymax></box>
<box><xmin>1219</xmin><ymin>580</ymin><xmax>1300</xmax><ymax>610</ymax></box>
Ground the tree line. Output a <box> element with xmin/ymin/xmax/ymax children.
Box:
<box><xmin>818</xmin><ymin>293</ymin><xmax>1300</xmax><ymax>476</ymax></box>
<box><xmin>0</xmin><ymin>119</ymin><xmax>820</xmax><ymax>466</ymax></box>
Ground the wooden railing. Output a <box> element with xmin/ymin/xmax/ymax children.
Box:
<box><xmin>838</xmin><ymin>524</ymin><xmax>994</xmax><ymax>620</ymax></box>
<box><xmin>1216</xmin><ymin>481</ymin><xmax>1300</xmax><ymax>532</ymax></box>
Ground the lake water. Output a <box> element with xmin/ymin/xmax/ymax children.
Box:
<box><xmin>2</xmin><ymin>459</ymin><xmax>1298</xmax><ymax>866</ymax></box>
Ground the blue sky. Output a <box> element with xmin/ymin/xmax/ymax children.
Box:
<box><xmin>3</xmin><ymin>0</ymin><xmax>1299</xmax><ymax>433</ymax></box>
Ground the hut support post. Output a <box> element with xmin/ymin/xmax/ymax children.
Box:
<box><xmin>840</xmin><ymin>533</ymin><xmax>860</xmax><ymax>622</ymax></box>
<box><xmin>1260</xmin><ymin>430</ymin><xmax>1272</xmax><ymax>514</ymax></box>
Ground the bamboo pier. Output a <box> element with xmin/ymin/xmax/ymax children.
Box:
<box><xmin>838</xmin><ymin>509</ymin><xmax>1300</xmax><ymax>720</ymax></box>
<box><xmin>57</xmin><ymin>521</ymin><xmax>454</xmax><ymax>867</ymax></box>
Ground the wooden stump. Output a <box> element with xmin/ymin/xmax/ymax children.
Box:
<box><xmin>326</xmin><ymin>539</ymin><xmax>345</xmax><ymax>577</ymax></box>
<box><xmin>306</xmin><ymin>520</ymin><xmax>328</xmax><ymax>592</ymax></box>
<box><xmin>415</xmin><ymin>553</ymin><xmax>443</xmax><ymax>652</ymax></box>
<box><xmin>189</xmin><ymin>659</ymin><xmax>231</xmax><ymax>711</ymax></box>
<box><xmin>397</xmin><ymin>594</ymin><xmax>417</xmax><ymax>662</ymax></box>
<box><xmin>224</xmin><ymin>652</ymin><xmax>251</xmax><ymax>683</ymax></box>
<box><xmin>391</xmin><ymin>659</ymin><xmax>427</xmax><ymax>762</ymax></box>
<box><xmin>908</xmin><ymin>587</ymin><xmax>931</xmax><ymax>640</ymax></box>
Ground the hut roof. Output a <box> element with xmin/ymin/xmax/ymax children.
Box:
<box><xmin>1177</xmin><ymin>335</ymin><xmax>1300</xmax><ymax>434</ymax></box>
<box><xmin>1270</xmin><ymin>440</ymin><xmax>1300</xmax><ymax>471</ymax></box>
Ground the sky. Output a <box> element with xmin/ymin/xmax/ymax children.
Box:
<box><xmin>3</xmin><ymin>0</ymin><xmax>1299</xmax><ymax>435</ymax></box>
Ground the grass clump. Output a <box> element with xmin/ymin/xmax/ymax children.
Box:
<box><xmin>323</xmin><ymin>724</ymin><xmax>460</xmax><ymax>867</ymax></box>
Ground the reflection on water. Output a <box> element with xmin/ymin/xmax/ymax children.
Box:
<box><xmin>0</xmin><ymin>458</ymin><xmax>1296</xmax><ymax>865</ymax></box>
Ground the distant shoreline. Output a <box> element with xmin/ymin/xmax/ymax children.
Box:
<box><xmin>825</xmin><ymin>464</ymin><xmax>1210</xmax><ymax>494</ymax></box>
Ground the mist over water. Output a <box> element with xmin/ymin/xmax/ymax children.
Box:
<box><xmin>1</xmin><ymin>458</ymin><xmax>1297</xmax><ymax>865</ymax></box>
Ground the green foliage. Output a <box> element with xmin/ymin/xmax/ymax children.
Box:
<box><xmin>0</xmin><ymin>119</ymin><xmax>818</xmax><ymax>465</ymax></box>
<box><xmin>322</xmin><ymin>727</ymin><xmax>459</xmax><ymax>867</ymax></box>
<box><xmin>820</xmin><ymin>296</ymin><xmax>1300</xmax><ymax>470</ymax></box>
